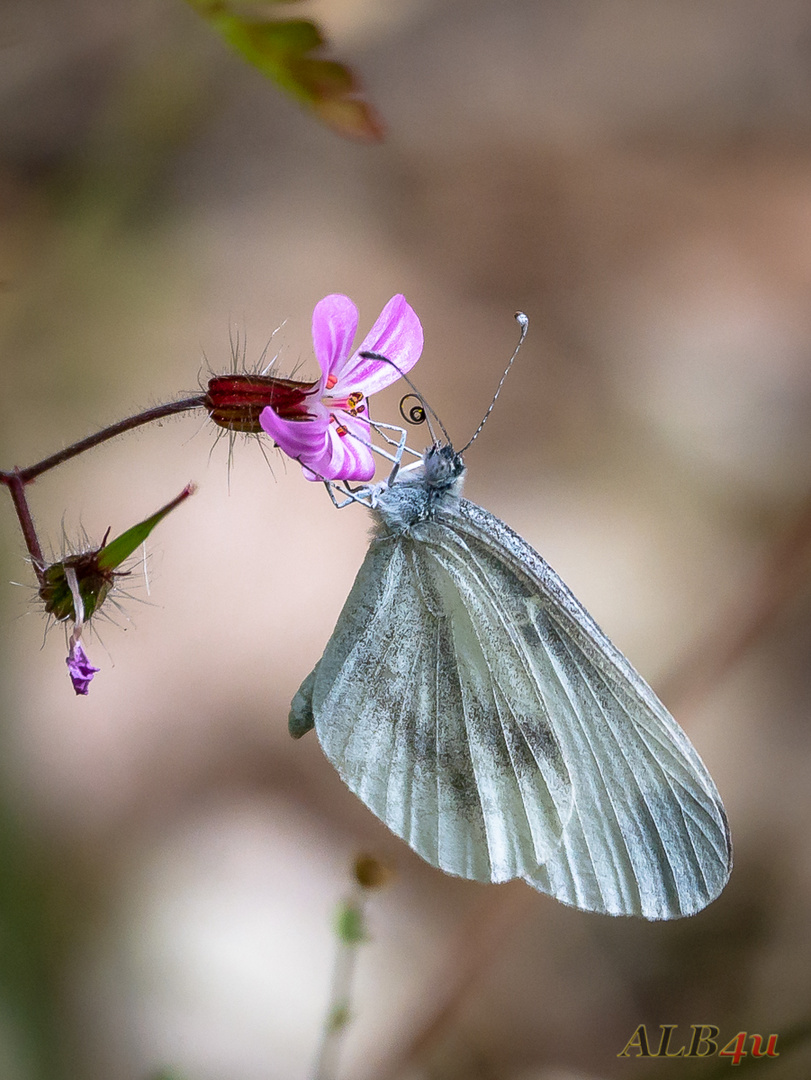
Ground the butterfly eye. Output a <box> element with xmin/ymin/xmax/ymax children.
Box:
<box><xmin>399</xmin><ymin>394</ymin><xmax>426</xmax><ymax>425</ymax></box>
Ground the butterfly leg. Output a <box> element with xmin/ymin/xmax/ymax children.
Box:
<box><xmin>368</xmin><ymin>420</ymin><xmax>406</xmax><ymax>485</ymax></box>
<box><xmin>342</xmin><ymin>417</ymin><xmax>420</xmax><ymax>481</ymax></box>
<box><xmin>323</xmin><ymin>480</ymin><xmax>374</xmax><ymax>509</ymax></box>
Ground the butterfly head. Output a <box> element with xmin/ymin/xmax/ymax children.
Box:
<box><xmin>422</xmin><ymin>442</ymin><xmax>466</xmax><ymax>492</ymax></box>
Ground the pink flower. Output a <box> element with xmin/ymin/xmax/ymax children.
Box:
<box><xmin>66</xmin><ymin>637</ymin><xmax>100</xmax><ymax>696</ymax></box>
<box><xmin>259</xmin><ymin>294</ymin><xmax>423</xmax><ymax>481</ymax></box>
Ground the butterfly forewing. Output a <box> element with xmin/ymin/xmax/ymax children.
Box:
<box><xmin>439</xmin><ymin>500</ymin><xmax>731</xmax><ymax>918</ymax></box>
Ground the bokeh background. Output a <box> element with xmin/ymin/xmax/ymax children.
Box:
<box><xmin>3</xmin><ymin>1</ymin><xmax>811</xmax><ymax>1077</ymax></box>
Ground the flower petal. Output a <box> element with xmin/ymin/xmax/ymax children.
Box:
<box><xmin>312</xmin><ymin>295</ymin><xmax>359</xmax><ymax>379</ymax></box>
<box><xmin>305</xmin><ymin>414</ymin><xmax>375</xmax><ymax>482</ymax></box>
<box><xmin>67</xmin><ymin>639</ymin><xmax>100</xmax><ymax>696</ymax></box>
<box><xmin>333</xmin><ymin>295</ymin><xmax>424</xmax><ymax>396</ymax></box>
<box><xmin>260</xmin><ymin>403</ymin><xmax>331</xmax><ymax>463</ymax></box>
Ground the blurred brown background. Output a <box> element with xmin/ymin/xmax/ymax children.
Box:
<box><xmin>2</xmin><ymin>1</ymin><xmax>811</xmax><ymax>1078</ymax></box>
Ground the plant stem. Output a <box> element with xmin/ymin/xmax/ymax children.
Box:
<box><xmin>0</xmin><ymin>396</ymin><xmax>208</xmax><ymax>486</ymax></box>
<box><xmin>0</xmin><ymin>397</ymin><xmax>207</xmax><ymax>577</ymax></box>
<box><xmin>310</xmin><ymin>890</ymin><xmax>367</xmax><ymax>1080</ymax></box>
<box><xmin>6</xmin><ymin>472</ymin><xmax>46</xmax><ymax>584</ymax></box>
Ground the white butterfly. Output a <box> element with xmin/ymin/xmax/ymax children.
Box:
<box><xmin>289</xmin><ymin>439</ymin><xmax>731</xmax><ymax>919</ymax></box>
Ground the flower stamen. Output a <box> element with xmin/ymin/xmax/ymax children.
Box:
<box><xmin>345</xmin><ymin>392</ymin><xmax>365</xmax><ymax>417</ymax></box>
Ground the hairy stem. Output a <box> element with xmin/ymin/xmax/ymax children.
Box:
<box><xmin>6</xmin><ymin>473</ymin><xmax>46</xmax><ymax>583</ymax></box>
<box><xmin>0</xmin><ymin>396</ymin><xmax>207</xmax><ymax>486</ymax></box>
<box><xmin>0</xmin><ymin>396</ymin><xmax>207</xmax><ymax>577</ymax></box>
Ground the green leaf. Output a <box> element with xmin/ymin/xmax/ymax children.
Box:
<box><xmin>184</xmin><ymin>2</ymin><xmax>384</xmax><ymax>141</ymax></box>
<box><xmin>334</xmin><ymin>900</ymin><xmax>366</xmax><ymax>944</ymax></box>
<box><xmin>97</xmin><ymin>483</ymin><xmax>196</xmax><ymax>572</ymax></box>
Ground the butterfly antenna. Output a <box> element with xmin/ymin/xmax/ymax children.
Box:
<box><xmin>459</xmin><ymin>312</ymin><xmax>528</xmax><ymax>454</ymax></box>
<box><xmin>358</xmin><ymin>352</ymin><xmax>452</xmax><ymax>446</ymax></box>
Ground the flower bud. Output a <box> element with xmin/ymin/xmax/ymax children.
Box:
<box><xmin>205</xmin><ymin>374</ymin><xmax>318</xmax><ymax>433</ymax></box>
<box><xmin>353</xmin><ymin>854</ymin><xmax>394</xmax><ymax>890</ymax></box>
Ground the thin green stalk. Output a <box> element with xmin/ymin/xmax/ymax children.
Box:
<box><xmin>310</xmin><ymin>888</ymin><xmax>367</xmax><ymax>1080</ymax></box>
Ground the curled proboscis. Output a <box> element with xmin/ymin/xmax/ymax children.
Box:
<box><xmin>399</xmin><ymin>394</ymin><xmax>426</xmax><ymax>425</ymax></box>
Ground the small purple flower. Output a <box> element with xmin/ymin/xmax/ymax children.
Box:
<box><xmin>66</xmin><ymin>637</ymin><xmax>100</xmax><ymax>696</ymax></box>
<box><xmin>259</xmin><ymin>294</ymin><xmax>423</xmax><ymax>481</ymax></box>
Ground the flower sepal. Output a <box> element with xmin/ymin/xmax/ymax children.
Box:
<box><xmin>205</xmin><ymin>374</ymin><xmax>318</xmax><ymax>433</ymax></box>
<box><xmin>39</xmin><ymin>551</ymin><xmax>115</xmax><ymax>623</ymax></box>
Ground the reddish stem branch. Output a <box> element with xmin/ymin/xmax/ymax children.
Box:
<box><xmin>0</xmin><ymin>396</ymin><xmax>208</xmax><ymax>580</ymax></box>
<box><xmin>0</xmin><ymin>396</ymin><xmax>207</xmax><ymax>486</ymax></box>
<box><xmin>6</xmin><ymin>472</ymin><xmax>46</xmax><ymax>584</ymax></box>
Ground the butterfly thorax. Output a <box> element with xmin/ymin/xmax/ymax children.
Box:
<box><xmin>370</xmin><ymin>443</ymin><xmax>466</xmax><ymax>537</ymax></box>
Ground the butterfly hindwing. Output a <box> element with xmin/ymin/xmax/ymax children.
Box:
<box><xmin>297</xmin><ymin>532</ymin><xmax>574</xmax><ymax>882</ymax></box>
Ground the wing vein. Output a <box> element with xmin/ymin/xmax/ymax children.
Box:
<box><xmin>450</xmin><ymin>621</ymin><xmax>491</xmax><ymax>877</ymax></box>
<box><xmin>554</xmin><ymin>627</ymin><xmax>682</xmax><ymax>912</ymax></box>
<box><xmin>542</xmin><ymin>623</ymin><xmax>641</xmax><ymax>913</ymax></box>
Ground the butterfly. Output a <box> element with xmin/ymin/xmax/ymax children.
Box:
<box><xmin>288</xmin><ymin>436</ymin><xmax>731</xmax><ymax>919</ymax></box>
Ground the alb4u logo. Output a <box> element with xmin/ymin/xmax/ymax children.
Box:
<box><xmin>618</xmin><ymin>1025</ymin><xmax>779</xmax><ymax>1065</ymax></box>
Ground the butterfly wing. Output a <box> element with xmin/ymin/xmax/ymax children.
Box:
<box><xmin>291</xmin><ymin>495</ymin><xmax>731</xmax><ymax>919</ymax></box>
<box><xmin>291</xmin><ymin>534</ymin><xmax>574</xmax><ymax>884</ymax></box>
<box><xmin>434</xmin><ymin>500</ymin><xmax>732</xmax><ymax>918</ymax></box>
